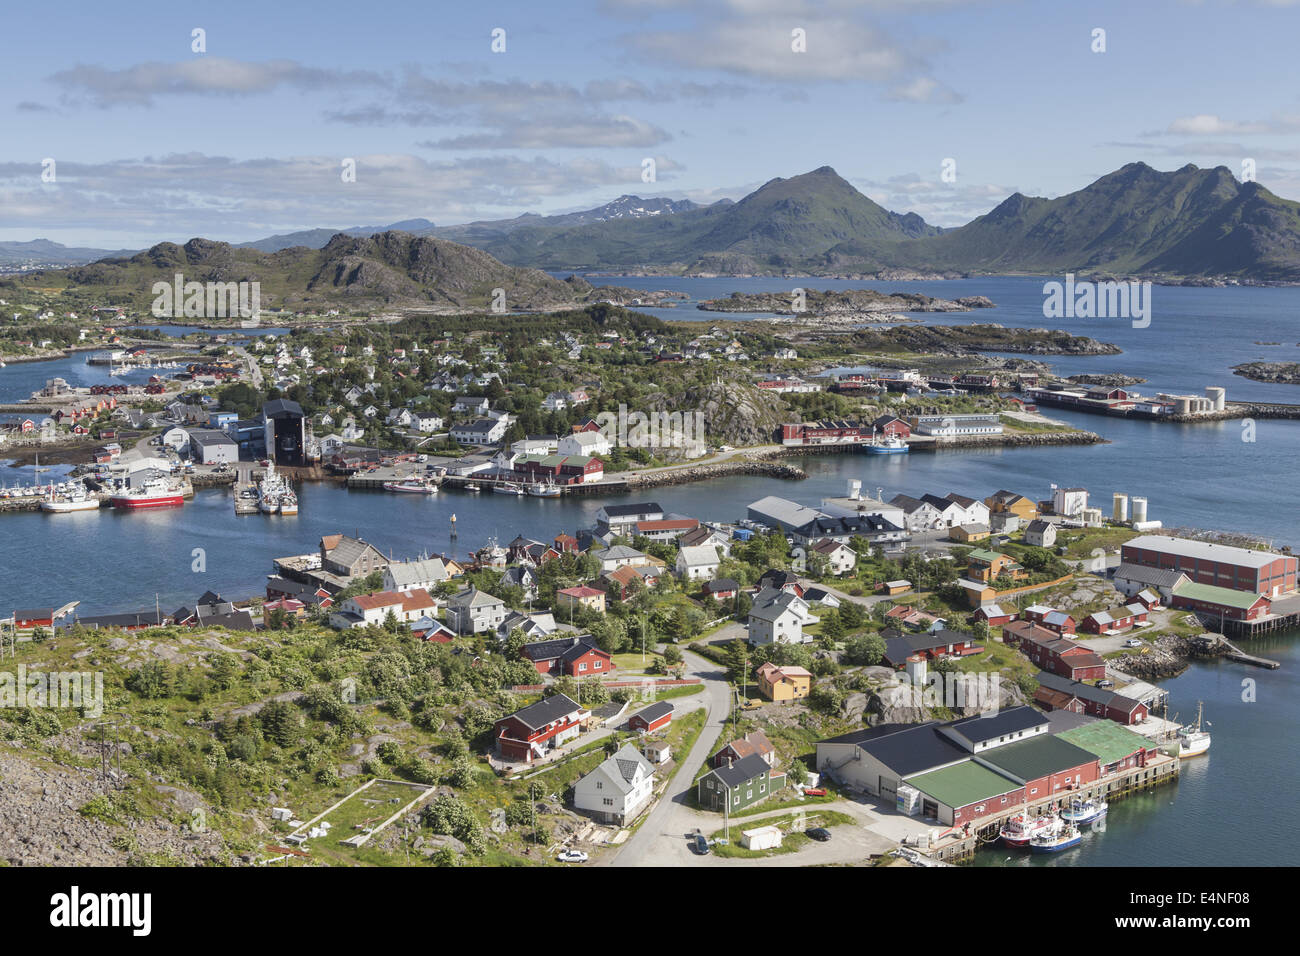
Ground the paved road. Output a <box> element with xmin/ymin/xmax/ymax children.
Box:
<box><xmin>607</xmin><ymin>647</ymin><xmax>733</xmax><ymax>868</ymax></box>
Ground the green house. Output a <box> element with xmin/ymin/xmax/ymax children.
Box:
<box><xmin>697</xmin><ymin>754</ymin><xmax>786</xmax><ymax>812</ymax></box>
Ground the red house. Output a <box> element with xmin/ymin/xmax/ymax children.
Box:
<box><xmin>1081</xmin><ymin>603</ymin><xmax>1149</xmax><ymax>634</ymax></box>
<box><xmin>493</xmin><ymin>694</ymin><xmax>588</xmax><ymax>763</ymax></box>
<box><xmin>973</xmin><ymin>603</ymin><xmax>1016</xmax><ymax>627</ymax></box>
<box><xmin>1003</xmin><ymin>621</ymin><xmax>1106</xmax><ymax>681</ymax></box>
<box><xmin>12</xmin><ymin>607</ymin><xmax>54</xmax><ymax>628</ymax></box>
<box><xmin>1021</xmin><ymin>605</ymin><xmax>1076</xmax><ymax>635</ymax></box>
<box><xmin>871</xmin><ymin>415</ymin><xmax>911</xmax><ymax>438</ymax></box>
<box><xmin>628</xmin><ymin>700</ymin><xmax>673</xmax><ymax>734</ymax></box>
<box><xmin>520</xmin><ymin>635</ymin><xmax>613</xmax><ymax>677</ymax></box>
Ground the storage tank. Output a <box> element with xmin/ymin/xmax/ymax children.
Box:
<box><xmin>1206</xmin><ymin>386</ymin><xmax>1225</xmax><ymax>411</ymax></box>
<box><xmin>905</xmin><ymin>653</ymin><xmax>928</xmax><ymax>687</ymax></box>
<box><xmin>1174</xmin><ymin>396</ymin><xmax>1193</xmax><ymax>415</ymax></box>
<box><xmin>1113</xmin><ymin>493</ymin><xmax>1129</xmax><ymax>522</ymax></box>
<box><xmin>1131</xmin><ymin>496</ymin><xmax>1148</xmax><ymax>524</ymax></box>
<box><xmin>846</xmin><ymin>478</ymin><xmax>862</xmax><ymax>500</ymax></box>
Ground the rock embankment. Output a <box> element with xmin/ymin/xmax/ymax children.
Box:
<box><xmin>1232</xmin><ymin>361</ymin><xmax>1300</xmax><ymax>384</ymax></box>
<box><xmin>627</xmin><ymin>457</ymin><xmax>806</xmax><ymax>488</ymax></box>
<box><xmin>1111</xmin><ymin>634</ymin><xmax>1197</xmax><ymax>679</ymax></box>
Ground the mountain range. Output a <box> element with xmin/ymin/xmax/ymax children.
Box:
<box><xmin>7</xmin><ymin>162</ymin><xmax>1300</xmax><ymax>294</ymax></box>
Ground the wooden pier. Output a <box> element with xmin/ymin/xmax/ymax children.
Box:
<box><xmin>924</xmin><ymin>752</ymin><xmax>1182</xmax><ymax>864</ymax></box>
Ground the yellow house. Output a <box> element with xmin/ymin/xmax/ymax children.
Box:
<box><xmin>555</xmin><ymin>586</ymin><xmax>606</xmax><ymax>615</ymax></box>
<box><xmin>756</xmin><ymin>662</ymin><xmax>812</xmax><ymax>702</ymax></box>
<box><xmin>949</xmin><ymin>523</ymin><xmax>991</xmax><ymax>543</ymax></box>
<box><xmin>985</xmin><ymin>490</ymin><xmax>1038</xmax><ymax>521</ymax></box>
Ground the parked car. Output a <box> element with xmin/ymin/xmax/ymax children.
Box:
<box><xmin>1097</xmin><ymin>679</ymin><xmax>1115</xmax><ymax>689</ymax></box>
<box><xmin>556</xmin><ymin>849</ymin><xmax>588</xmax><ymax>863</ymax></box>
<box><xmin>805</xmin><ymin>827</ymin><xmax>832</xmax><ymax>842</ymax></box>
<box><xmin>803</xmin><ymin>787</ymin><xmax>827</xmax><ymax>797</ymax></box>
<box><xmin>691</xmin><ymin>832</ymin><xmax>710</xmax><ymax>855</ymax></box>
<box><xmin>1124</xmin><ymin>638</ymin><xmax>1143</xmax><ymax>648</ymax></box>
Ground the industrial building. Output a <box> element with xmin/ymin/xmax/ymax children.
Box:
<box><xmin>186</xmin><ymin>428</ymin><xmax>238</xmax><ymax>465</ymax></box>
<box><xmin>1120</xmin><ymin>535</ymin><xmax>1297</xmax><ymax>596</ymax></box>
<box><xmin>263</xmin><ymin>399</ymin><xmax>307</xmax><ymax>466</ymax></box>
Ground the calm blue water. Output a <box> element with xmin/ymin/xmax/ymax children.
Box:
<box><xmin>3</xmin><ymin>276</ymin><xmax>1296</xmax><ymax>865</ymax></box>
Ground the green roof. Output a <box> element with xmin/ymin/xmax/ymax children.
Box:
<box><xmin>976</xmin><ymin>734</ymin><xmax>1098</xmax><ymax>782</ymax></box>
<box><xmin>1056</xmin><ymin>722</ymin><xmax>1150</xmax><ymax>766</ymax></box>
<box><xmin>905</xmin><ymin>760</ymin><xmax>1021</xmax><ymax>809</ymax></box>
<box><xmin>967</xmin><ymin>549</ymin><xmax>1009</xmax><ymax>563</ymax></box>
<box><xmin>1172</xmin><ymin>581</ymin><xmax>1264</xmax><ymax>610</ymax></box>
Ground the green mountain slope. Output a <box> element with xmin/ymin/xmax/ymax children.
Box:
<box><xmin>7</xmin><ymin>232</ymin><xmax>586</xmax><ymax>312</ymax></box>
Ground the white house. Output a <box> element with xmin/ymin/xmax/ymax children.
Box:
<box><xmin>572</xmin><ymin>743</ymin><xmax>656</xmax><ymax>826</ymax></box>
<box><xmin>328</xmin><ymin>589</ymin><xmax>437</xmax><ymax>629</ymax></box>
<box><xmin>1023</xmin><ymin>519</ymin><xmax>1058</xmax><ymax>548</ymax></box>
<box><xmin>558</xmin><ymin>430</ymin><xmax>613</xmax><ymax>457</ymax></box>
<box><xmin>383</xmin><ymin>558</ymin><xmax>450</xmax><ymax>593</ymax></box>
<box><xmin>445</xmin><ymin>586</ymin><xmax>507</xmax><ymax>635</ymax></box>
<box><xmin>675</xmin><ymin>544</ymin><xmax>721</xmax><ymax>581</ymax></box>
<box><xmin>811</xmin><ymin>539</ymin><xmax>857</xmax><ymax>576</ymax></box>
<box><xmin>747</xmin><ymin>587</ymin><xmax>815</xmax><ymax>646</ymax></box>
<box><xmin>452</xmin><ymin>396</ymin><xmax>491</xmax><ymax>414</ymax></box>
<box><xmin>450</xmin><ymin>418</ymin><xmax>508</xmax><ymax>445</ymax></box>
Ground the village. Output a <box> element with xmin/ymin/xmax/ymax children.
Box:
<box><xmin>5</xmin><ymin>465</ymin><xmax>1290</xmax><ymax>866</ymax></box>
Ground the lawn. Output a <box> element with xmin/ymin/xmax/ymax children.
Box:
<box><xmin>709</xmin><ymin>809</ymin><xmax>855</xmax><ymax>858</ymax></box>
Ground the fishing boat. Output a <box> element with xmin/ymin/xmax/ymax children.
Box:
<box><xmin>464</xmin><ymin>482</ymin><xmax>481</xmax><ymax>493</ymax></box>
<box><xmin>493</xmin><ymin>482</ymin><xmax>524</xmax><ymax>496</ymax></box>
<box><xmin>383</xmin><ymin>477</ymin><xmax>439</xmax><ymax>494</ymax></box>
<box><xmin>1177</xmin><ymin>701</ymin><xmax>1212</xmax><ymax>759</ymax></box>
<box><xmin>1060</xmin><ymin>797</ymin><xmax>1108</xmax><ymax>826</ymax></box>
<box><xmin>1030</xmin><ymin>823</ymin><xmax>1083</xmax><ymax>853</ymax></box>
<box><xmin>110</xmin><ymin>476</ymin><xmax>185</xmax><ymax>509</ymax></box>
<box><xmin>257</xmin><ymin>463</ymin><xmax>297</xmax><ymax>515</ymax></box>
<box><xmin>999</xmin><ymin>811</ymin><xmax>1060</xmax><ymax>849</ymax></box>
<box><xmin>527</xmin><ymin>481</ymin><xmax>562</xmax><ymax>497</ymax></box>
<box><xmin>865</xmin><ymin>434</ymin><xmax>909</xmax><ymax>455</ymax></box>
<box><xmin>41</xmin><ymin>485</ymin><xmax>101</xmax><ymax>513</ymax></box>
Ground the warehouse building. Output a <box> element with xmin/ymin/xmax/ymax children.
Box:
<box><xmin>1120</xmin><ymin>535</ymin><xmax>1296</xmax><ymax>596</ymax></box>
<box><xmin>187</xmin><ymin>428</ymin><xmax>238</xmax><ymax>465</ymax></box>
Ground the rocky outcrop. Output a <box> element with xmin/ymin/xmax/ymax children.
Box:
<box><xmin>1232</xmin><ymin>361</ymin><xmax>1300</xmax><ymax>384</ymax></box>
<box><xmin>697</xmin><ymin>288</ymin><xmax>990</xmax><ymax>315</ymax></box>
<box><xmin>627</xmin><ymin>458</ymin><xmax>805</xmax><ymax>489</ymax></box>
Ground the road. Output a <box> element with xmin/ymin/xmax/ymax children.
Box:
<box><xmin>607</xmin><ymin>646</ymin><xmax>733</xmax><ymax>867</ymax></box>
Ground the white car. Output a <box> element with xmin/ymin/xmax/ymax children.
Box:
<box><xmin>556</xmin><ymin>849</ymin><xmax>588</xmax><ymax>863</ymax></box>
<box><xmin>1124</xmin><ymin>638</ymin><xmax>1143</xmax><ymax>648</ymax></box>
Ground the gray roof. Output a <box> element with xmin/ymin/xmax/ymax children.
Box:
<box><xmin>946</xmin><ymin>706</ymin><xmax>1047</xmax><ymax>746</ymax></box>
<box><xmin>448</xmin><ymin>586</ymin><xmax>504</xmax><ymax>608</ymax></box>
<box><xmin>1122</xmin><ymin>535</ymin><xmax>1284</xmax><ymax>570</ymax></box>
<box><xmin>507</xmin><ymin>693</ymin><xmax>583</xmax><ymax>731</ymax></box>
<box><xmin>591</xmin><ymin>743</ymin><xmax>654</xmax><ymax>793</ymax></box>
<box><xmin>748</xmin><ymin>586</ymin><xmax>805</xmax><ymax>622</ymax></box>
<box><xmin>705</xmin><ymin>753</ymin><xmax>771</xmax><ymax>789</ymax></box>
<box><xmin>1112</xmin><ymin>562</ymin><xmax>1190</xmax><ymax>589</ymax></box>
<box><xmin>631</xmin><ymin>701</ymin><xmax>673</xmax><ymax>725</ymax></box>
<box><xmin>851</xmin><ymin>723</ymin><xmax>969</xmax><ymax>778</ymax></box>
<box><xmin>386</xmin><ymin>558</ymin><xmax>448</xmax><ymax>588</ymax></box>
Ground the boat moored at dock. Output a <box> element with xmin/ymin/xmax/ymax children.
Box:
<box><xmin>1030</xmin><ymin>823</ymin><xmax>1083</xmax><ymax>853</ymax></box>
<box><xmin>1177</xmin><ymin>701</ymin><xmax>1212</xmax><ymax>759</ymax></box>
<box><xmin>110</xmin><ymin>476</ymin><xmax>186</xmax><ymax>509</ymax></box>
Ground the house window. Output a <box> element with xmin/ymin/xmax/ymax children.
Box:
<box><xmin>594</xmin><ymin>660</ymin><xmax>602</xmax><ymax>669</ymax></box>
<box><xmin>579</xmin><ymin>662</ymin><xmax>587</xmax><ymax>672</ymax></box>
<box><xmin>733</xmin><ymin>795</ymin><xmax>739</xmax><ymax>806</ymax></box>
<box><xmin>596</xmin><ymin>782</ymin><xmax>602</xmax><ymax>789</ymax></box>
<box><xmin>746</xmin><ymin>790</ymin><xmax>753</xmax><ymax>800</ymax></box>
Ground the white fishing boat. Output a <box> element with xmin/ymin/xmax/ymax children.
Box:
<box><xmin>1060</xmin><ymin>797</ymin><xmax>1108</xmax><ymax>826</ymax></box>
<box><xmin>1000</xmin><ymin>810</ymin><xmax>1060</xmax><ymax>849</ymax></box>
<box><xmin>383</xmin><ymin>477</ymin><xmax>439</xmax><ymax>494</ymax></box>
<box><xmin>257</xmin><ymin>463</ymin><xmax>297</xmax><ymax>515</ymax></box>
<box><xmin>41</xmin><ymin>485</ymin><xmax>101</xmax><ymax>513</ymax></box>
<box><xmin>278</xmin><ymin>490</ymin><xmax>299</xmax><ymax>516</ymax></box>
<box><xmin>464</xmin><ymin>482</ymin><xmax>481</xmax><ymax>493</ymax></box>
<box><xmin>527</xmin><ymin>480</ymin><xmax>562</xmax><ymax>497</ymax></box>
<box><xmin>493</xmin><ymin>482</ymin><xmax>524</xmax><ymax>496</ymax></box>
<box><xmin>1030</xmin><ymin>822</ymin><xmax>1083</xmax><ymax>853</ymax></box>
<box><xmin>1177</xmin><ymin>701</ymin><xmax>1212</xmax><ymax>759</ymax></box>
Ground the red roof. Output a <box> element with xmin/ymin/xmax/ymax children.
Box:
<box><xmin>558</xmin><ymin>586</ymin><xmax>604</xmax><ymax>599</ymax></box>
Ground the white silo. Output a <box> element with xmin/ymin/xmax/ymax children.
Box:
<box><xmin>1206</xmin><ymin>386</ymin><xmax>1226</xmax><ymax>411</ymax></box>
<box><xmin>846</xmin><ymin>478</ymin><xmax>862</xmax><ymax>500</ymax></box>
<box><xmin>1113</xmin><ymin>493</ymin><xmax>1129</xmax><ymax>523</ymax></box>
<box><xmin>1131</xmin><ymin>496</ymin><xmax>1148</xmax><ymax>524</ymax></box>
<box><xmin>905</xmin><ymin>653</ymin><xmax>928</xmax><ymax>687</ymax></box>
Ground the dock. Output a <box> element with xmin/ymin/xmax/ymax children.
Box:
<box><xmin>923</xmin><ymin>751</ymin><xmax>1182</xmax><ymax>864</ymax></box>
<box><xmin>1218</xmin><ymin>635</ymin><xmax>1281</xmax><ymax>669</ymax></box>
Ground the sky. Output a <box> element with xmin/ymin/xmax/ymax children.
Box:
<box><xmin>3</xmin><ymin>0</ymin><xmax>1300</xmax><ymax>247</ymax></box>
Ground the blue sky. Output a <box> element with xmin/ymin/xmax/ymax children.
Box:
<box><xmin>4</xmin><ymin>0</ymin><xmax>1300</xmax><ymax>246</ymax></box>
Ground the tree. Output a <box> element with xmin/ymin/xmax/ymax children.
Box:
<box><xmin>843</xmin><ymin>632</ymin><xmax>886</xmax><ymax>666</ymax></box>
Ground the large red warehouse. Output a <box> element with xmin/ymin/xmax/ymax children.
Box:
<box><xmin>1120</xmin><ymin>536</ymin><xmax>1296</xmax><ymax>597</ymax></box>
